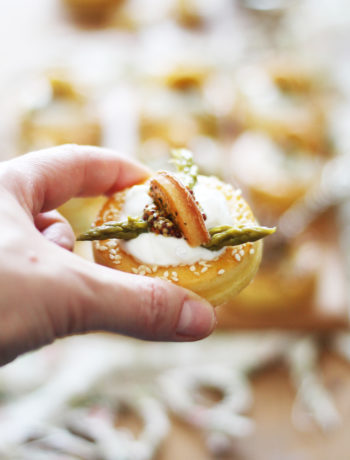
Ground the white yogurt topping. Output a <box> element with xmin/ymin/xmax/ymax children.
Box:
<box><xmin>119</xmin><ymin>176</ymin><xmax>234</xmax><ymax>266</ymax></box>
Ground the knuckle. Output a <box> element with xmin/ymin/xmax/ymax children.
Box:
<box><xmin>59</xmin><ymin>143</ymin><xmax>80</xmax><ymax>154</ymax></box>
<box><xmin>140</xmin><ymin>279</ymin><xmax>177</xmax><ymax>339</ymax></box>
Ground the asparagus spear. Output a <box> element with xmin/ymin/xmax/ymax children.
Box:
<box><xmin>78</xmin><ymin>219</ymin><xmax>275</xmax><ymax>249</ymax></box>
<box><xmin>77</xmin><ymin>217</ymin><xmax>148</xmax><ymax>241</ymax></box>
<box><xmin>203</xmin><ymin>225</ymin><xmax>276</xmax><ymax>251</ymax></box>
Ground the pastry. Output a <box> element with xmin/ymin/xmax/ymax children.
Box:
<box><xmin>233</xmin><ymin>64</ymin><xmax>329</xmax><ymax>154</ymax></box>
<box><xmin>229</xmin><ymin>131</ymin><xmax>322</xmax><ymax>218</ymax></box>
<box><xmin>79</xmin><ymin>150</ymin><xmax>274</xmax><ymax>306</ymax></box>
<box><xmin>62</xmin><ymin>0</ymin><xmax>123</xmax><ymax>24</ymax></box>
<box><xmin>221</xmin><ymin>238</ymin><xmax>318</xmax><ymax>314</ymax></box>
<box><xmin>19</xmin><ymin>74</ymin><xmax>103</xmax><ymax>238</ymax></box>
<box><xmin>19</xmin><ymin>75</ymin><xmax>101</xmax><ymax>152</ymax></box>
<box><xmin>138</xmin><ymin>87</ymin><xmax>219</xmax><ymax>149</ymax></box>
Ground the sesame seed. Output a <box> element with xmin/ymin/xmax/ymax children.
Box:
<box><xmin>131</xmin><ymin>268</ymin><xmax>139</xmax><ymax>274</ymax></box>
<box><xmin>152</xmin><ymin>265</ymin><xmax>158</xmax><ymax>272</ymax></box>
<box><xmin>249</xmin><ymin>248</ymin><xmax>255</xmax><ymax>255</ymax></box>
<box><xmin>239</xmin><ymin>249</ymin><xmax>244</xmax><ymax>257</ymax></box>
<box><xmin>190</xmin><ymin>265</ymin><xmax>196</xmax><ymax>272</ymax></box>
<box><xmin>218</xmin><ymin>269</ymin><xmax>225</xmax><ymax>275</ymax></box>
<box><xmin>194</xmin><ymin>271</ymin><xmax>200</xmax><ymax>276</ymax></box>
<box><xmin>235</xmin><ymin>254</ymin><xmax>241</xmax><ymax>262</ymax></box>
<box><xmin>98</xmin><ymin>245</ymin><xmax>108</xmax><ymax>251</ymax></box>
<box><xmin>201</xmin><ymin>267</ymin><xmax>208</xmax><ymax>273</ymax></box>
<box><xmin>109</xmin><ymin>254</ymin><xmax>115</xmax><ymax>260</ymax></box>
<box><xmin>139</xmin><ymin>270</ymin><xmax>146</xmax><ymax>276</ymax></box>
<box><xmin>163</xmin><ymin>271</ymin><xmax>169</xmax><ymax>278</ymax></box>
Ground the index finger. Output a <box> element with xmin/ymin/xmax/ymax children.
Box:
<box><xmin>1</xmin><ymin>145</ymin><xmax>151</xmax><ymax>216</ymax></box>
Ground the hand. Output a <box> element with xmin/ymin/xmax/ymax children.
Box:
<box><xmin>0</xmin><ymin>145</ymin><xmax>215</xmax><ymax>366</ymax></box>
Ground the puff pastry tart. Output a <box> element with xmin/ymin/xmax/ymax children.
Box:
<box><xmin>79</xmin><ymin>150</ymin><xmax>274</xmax><ymax>306</ymax></box>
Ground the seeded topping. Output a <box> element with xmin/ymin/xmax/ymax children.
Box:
<box><xmin>143</xmin><ymin>202</ymin><xmax>182</xmax><ymax>238</ymax></box>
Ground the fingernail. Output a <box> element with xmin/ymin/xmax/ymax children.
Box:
<box><xmin>176</xmin><ymin>298</ymin><xmax>216</xmax><ymax>338</ymax></box>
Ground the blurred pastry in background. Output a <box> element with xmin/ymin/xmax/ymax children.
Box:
<box><xmin>229</xmin><ymin>131</ymin><xmax>322</xmax><ymax>219</ymax></box>
<box><xmin>62</xmin><ymin>0</ymin><xmax>125</xmax><ymax>25</ymax></box>
<box><xmin>175</xmin><ymin>0</ymin><xmax>206</xmax><ymax>29</ymax></box>
<box><xmin>138</xmin><ymin>87</ymin><xmax>218</xmax><ymax>146</ymax></box>
<box><xmin>19</xmin><ymin>73</ymin><xmax>103</xmax><ymax>244</ymax></box>
<box><xmin>219</xmin><ymin>56</ymin><xmax>345</xmax><ymax>329</ymax></box>
<box><xmin>221</xmin><ymin>237</ymin><xmax>319</xmax><ymax>314</ymax></box>
<box><xmin>217</xmin><ymin>161</ymin><xmax>348</xmax><ymax>329</ymax></box>
<box><xmin>135</xmin><ymin>61</ymin><xmax>227</xmax><ymax>175</ymax></box>
<box><xmin>232</xmin><ymin>63</ymin><xmax>331</xmax><ymax>154</ymax></box>
<box><xmin>162</xmin><ymin>65</ymin><xmax>210</xmax><ymax>93</ymax></box>
<box><xmin>19</xmin><ymin>74</ymin><xmax>101</xmax><ymax>153</ymax></box>
<box><xmin>266</xmin><ymin>58</ymin><xmax>327</xmax><ymax>96</ymax></box>
<box><xmin>137</xmin><ymin>86</ymin><xmax>221</xmax><ymax>171</ymax></box>
<box><xmin>216</xmin><ymin>219</ymin><xmax>348</xmax><ymax>330</ymax></box>
<box><xmin>174</xmin><ymin>0</ymin><xmax>229</xmax><ymax>30</ymax></box>
<box><xmin>221</xmin><ymin>129</ymin><xmax>323</xmax><ymax>317</ymax></box>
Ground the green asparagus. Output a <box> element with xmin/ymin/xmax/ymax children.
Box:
<box><xmin>78</xmin><ymin>218</ymin><xmax>275</xmax><ymax>250</ymax></box>
<box><xmin>203</xmin><ymin>225</ymin><xmax>276</xmax><ymax>251</ymax></box>
<box><xmin>77</xmin><ymin>217</ymin><xmax>149</xmax><ymax>241</ymax></box>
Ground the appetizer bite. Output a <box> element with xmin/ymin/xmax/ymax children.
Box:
<box><xmin>79</xmin><ymin>150</ymin><xmax>274</xmax><ymax>306</ymax></box>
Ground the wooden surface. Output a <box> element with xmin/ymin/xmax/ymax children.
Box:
<box><xmin>158</xmin><ymin>352</ymin><xmax>350</xmax><ymax>460</ymax></box>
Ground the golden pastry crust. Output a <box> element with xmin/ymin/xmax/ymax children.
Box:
<box><xmin>93</xmin><ymin>176</ymin><xmax>263</xmax><ymax>306</ymax></box>
<box><xmin>223</xmin><ymin>266</ymin><xmax>316</xmax><ymax>313</ymax></box>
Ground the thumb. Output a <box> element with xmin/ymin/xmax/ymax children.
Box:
<box><xmin>55</xmin><ymin>252</ymin><xmax>216</xmax><ymax>342</ymax></box>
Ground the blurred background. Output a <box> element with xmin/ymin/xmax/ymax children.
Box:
<box><xmin>1</xmin><ymin>0</ymin><xmax>350</xmax><ymax>458</ymax></box>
